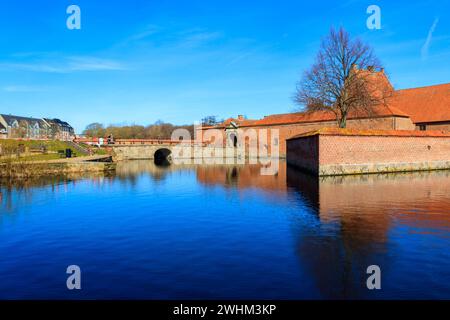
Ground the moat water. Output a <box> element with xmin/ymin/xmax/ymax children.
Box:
<box><xmin>0</xmin><ymin>161</ymin><xmax>449</xmax><ymax>299</ymax></box>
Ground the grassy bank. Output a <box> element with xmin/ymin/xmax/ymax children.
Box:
<box><xmin>0</xmin><ymin>139</ymin><xmax>115</xmax><ymax>178</ymax></box>
<box><xmin>0</xmin><ymin>139</ymin><xmax>88</xmax><ymax>162</ymax></box>
<box><xmin>0</xmin><ymin>139</ymin><xmax>76</xmax><ymax>151</ymax></box>
<box><xmin>0</xmin><ymin>160</ymin><xmax>116</xmax><ymax>179</ymax></box>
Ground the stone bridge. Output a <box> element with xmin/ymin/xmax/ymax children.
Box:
<box><xmin>106</xmin><ymin>139</ymin><xmax>194</xmax><ymax>163</ymax></box>
<box><xmin>112</xmin><ymin>144</ymin><xmax>186</xmax><ymax>163</ymax></box>
<box><xmin>76</xmin><ymin>138</ymin><xmax>258</xmax><ymax>164</ymax></box>
<box><xmin>74</xmin><ymin>138</ymin><xmax>194</xmax><ymax>163</ymax></box>
<box><xmin>107</xmin><ymin>139</ymin><xmax>234</xmax><ymax>164</ymax></box>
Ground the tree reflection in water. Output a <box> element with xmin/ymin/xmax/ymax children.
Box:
<box><xmin>1</xmin><ymin>161</ymin><xmax>449</xmax><ymax>299</ymax></box>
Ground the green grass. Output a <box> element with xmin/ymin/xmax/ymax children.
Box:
<box><xmin>78</xmin><ymin>142</ymin><xmax>109</xmax><ymax>155</ymax></box>
<box><xmin>93</xmin><ymin>148</ymin><xmax>108</xmax><ymax>155</ymax></box>
<box><xmin>0</xmin><ymin>139</ymin><xmax>75</xmax><ymax>152</ymax></box>
<box><xmin>16</xmin><ymin>154</ymin><xmax>61</xmax><ymax>162</ymax></box>
<box><xmin>0</xmin><ymin>139</ymin><xmax>88</xmax><ymax>162</ymax></box>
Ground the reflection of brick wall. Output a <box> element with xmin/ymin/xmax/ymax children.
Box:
<box><xmin>287</xmin><ymin>128</ymin><xmax>450</xmax><ymax>175</ymax></box>
<box><xmin>196</xmin><ymin>162</ymin><xmax>287</xmax><ymax>193</ymax></box>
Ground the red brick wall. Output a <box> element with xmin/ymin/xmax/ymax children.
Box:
<box><xmin>242</xmin><ymin>116</ymin><xmax>412</xmax><ymax>157</ymax></box>
<box><xmin>319</xmin><ymin>135</ymin><xmax>450</xmax><ymax>165</ymax></box>
<box><xmin>198</xmin><ymin>116</ymin><xmax>416</xmax><ymax>157</ymax></box>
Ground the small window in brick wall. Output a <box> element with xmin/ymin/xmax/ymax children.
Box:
<box><xmin>419</xmin><ymin>125</ymin><xmax>427</xmax><ymax>131</ymax></box>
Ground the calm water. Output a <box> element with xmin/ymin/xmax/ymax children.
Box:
<box><xmin>0</xmin><ymin>161</ymin><xmax>449</xmax><ymax>300</ymax></box>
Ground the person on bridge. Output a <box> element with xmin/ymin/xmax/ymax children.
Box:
<box><xmin>107</xmin><ymin>134</ymin><xmax>115</xmax><ymax>145</ymax></box>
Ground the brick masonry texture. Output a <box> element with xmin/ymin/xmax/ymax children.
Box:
<box><xmin>287</xmin><ymin>129</ymin><xmax>450</xmax><ymax>176</ymax></box>
<box><xmin>200</xmin><ymin>116</ymin><xmax>415</xmax><ymax>158</ymax></box>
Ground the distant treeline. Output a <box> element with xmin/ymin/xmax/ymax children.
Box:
<box><xmin>83</xmin><ymin>121</ymin><xmax>195</xmax><ymax>139</ymax></box>
<box><xmin>83</xmin><ymin>116</ymin><xmax>225</xmax><ymax>139</ymax></box>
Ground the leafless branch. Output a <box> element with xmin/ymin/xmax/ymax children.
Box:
<box><xmin>294</xmin><ymin>27</ymin><xmax>393</xmax><ymax>128</ymax></box>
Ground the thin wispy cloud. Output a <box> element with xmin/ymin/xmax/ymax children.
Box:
<box><xmin>114</xmin><ymin>24</ymin><xmax>162</xmax><ymax>49</ymax></box>
<box><xmin>2</xmin><ymin>85</ymin><xmax>50</xmax><ymax>93</ymax></box>
<box><xmin>129</xmin><ymin>25</ymin><xmax>160</xmax><ymax>42</ymax></box>
<box><xmin>112</xmin><ymin>25</ymin><xmax>223</xmax><ymax>56</ymax></box>
<box><xmin>177</xmin><ymin>29</ymin><xmax>223</xmax><ymax>48</ymax></box>
<box><xmin>226</xmin><ymin>51</ymin><xmax>254</xmax><ymax>66</ymax></box>
<box><xmin>421</xmin><ymin>17</ymin><xmax>439</xmax><ymax>60</ymax></box>
<box><xmin>67</xmin><ymin>57</ymin><xmax>127</xmax><ymax>72</ymax></box>
<box><xmin>0</xmin><ymin>56</ymin><xmax>128</xmax><ymax>73</ymax></box>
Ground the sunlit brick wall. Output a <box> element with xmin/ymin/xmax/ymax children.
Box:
<box><xmin>252</xmin><ymin>116</ymin><xmax>408</xmax><ymax>157</ymax></box>
<box><xmin>319</xmin><ymin>135</ymin><xmax>450</xmax><ymax>165</ymax></box>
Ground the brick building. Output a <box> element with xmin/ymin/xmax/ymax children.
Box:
<box><xmin>390</xmin><ymin>83</ymin><xmax>450</xmax><ymax>131</ymax></box>
<box><xmin>200</xmin><ymin>68</ymin><xmax>450</xmax><ymax>157</ymax></box>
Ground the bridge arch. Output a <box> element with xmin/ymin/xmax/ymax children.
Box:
<box><xmin>154</xmin><ymin>148</ymin><xmax>172</xmax><ymax>166</ymax></box>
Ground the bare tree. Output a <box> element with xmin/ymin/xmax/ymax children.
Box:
<box><xmin>295</xmin><ymin>27</ymin><xmax>393</xmax><ymax>128</ymax></box>
<box><xmin>201</xmin><ymin>115</ymin><xmax>221</xmax><ymax>126</ymax></box>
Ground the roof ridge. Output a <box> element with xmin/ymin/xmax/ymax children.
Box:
<box><xmin>396</xmin><ymin>82</ymin><xmax>450</xmax><ymax>92</ymax></box>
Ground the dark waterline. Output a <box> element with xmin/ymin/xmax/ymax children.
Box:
<box><xmin>0</xmin><ymin>161</ymin><xmax>449</xmax><ymax>299</ymax></box>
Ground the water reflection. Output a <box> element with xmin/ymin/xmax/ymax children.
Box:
<box><xmin>306</xmin><ymin>171</ymin><xmax>447</xmax><ymax>298</ymax></box>
<box><xmin>0</xmin><ymin>161</ymin><xmax>449</xmax><ymax>299</ymax></box>
<box><xmin>196</xmin><ymin>163</ymin><xmax>450</xmax><ymax>299</ymax></box>
<box><xmin>0</xmin><ymin>173</ymin><xmax>114</xmax><ymax>214</ymax></box>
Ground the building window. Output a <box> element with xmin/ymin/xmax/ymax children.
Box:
<box><xmin>419</xmin><ymin>125</ymin><xmax>427</xmax><ymax>131</ymax></box>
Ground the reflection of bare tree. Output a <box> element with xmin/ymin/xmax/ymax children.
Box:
<box><xmin>286</xmin><ymin>168</ymin><xmax>450</xmax><ymax>299</ymax></box>
<box><xmin>2</xmin><ymin>160</ymin><xmax>449</xmax><ymax>299</ymax></box>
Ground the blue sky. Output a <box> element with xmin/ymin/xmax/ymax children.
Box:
<box><xmin>1</xmin><ymin>0</ymin><xmax>449</xmax><ymax>133</ymax></box>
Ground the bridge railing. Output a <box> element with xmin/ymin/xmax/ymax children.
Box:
<box><xmin>114</xmin><ymin>139</ymin><xmax>192</xmax><ymax>145</ymax></box>
<box><xmin>74</xmin><ymin>138</ymin><xmax>207</xmax><ymax>146</ymax></box>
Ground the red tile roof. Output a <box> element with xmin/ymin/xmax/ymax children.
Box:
<box><xmin>209</xmin><ymin>102</ymin><xmax>409</xmax><ymax>129</ymax></box>
<box><xmin>390</xmin><ymin>83</ymin><xmax>450</xmax><ymax>124</ymax></box>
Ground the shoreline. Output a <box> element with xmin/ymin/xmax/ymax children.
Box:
<box><xmin>0</xmin><ymin>155</ymin><xmax>116</xmax><ymax>178</ymax></box>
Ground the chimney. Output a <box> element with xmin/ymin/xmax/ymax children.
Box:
<box><xmin>367</xmin><ymin>66</ymin><xmax>375</xmax><ymax>72</ymax></box>
<box><xmin>380</xmin><ymin>67</ymin><xmax>385</xmax><ymax>73</ymax></box>
<box><xmin>237</xmin><ymin>115</ymin><xmax>244</xmax><ymax>121</ymax></box>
